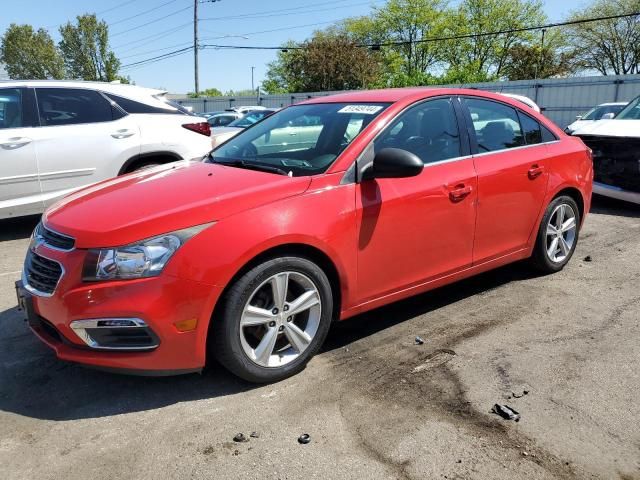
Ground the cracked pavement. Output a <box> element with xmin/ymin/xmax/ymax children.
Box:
<box><xmin>1</xmin><ymin>196</ymin><xmax>639</xmax><ymax>480</ymax></box>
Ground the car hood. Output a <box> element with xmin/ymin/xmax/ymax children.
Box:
<box><xmin>573</xmin><ymin>119</ymin><xmax>640</xmax><ymax>137</ymax></box>
<box><xmin>44</xmin><ymin>161</ymin><xmax>311</xmax><ymax>248</ymax></box>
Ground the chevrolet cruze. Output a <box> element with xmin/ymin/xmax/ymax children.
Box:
<box><xmin>16</xmin><ymin>88</ymin><xmax>593</xmax><ymax>382</ymax></box>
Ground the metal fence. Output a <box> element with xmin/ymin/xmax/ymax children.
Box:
<box><xmin>172</xmin><ymin>74</ymin><xmax>640</xmax><ymax>128</ymax></box>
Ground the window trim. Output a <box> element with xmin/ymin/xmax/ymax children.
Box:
<box><xmin>33</xmin><ymin>87</ymin><xmax>124</xmax><ymax>128</ymax></box>
<box><xmin>457</xmin><ymin>95</ymin><xmax>559</xmax><ymax>156</ymax></box>
<box><xmin>353</xmin><ymin>95</ymin><xmax>472</xmax><ymax>183</ymax></box>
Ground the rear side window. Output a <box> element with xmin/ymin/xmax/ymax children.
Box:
<box><xmin>36</xmin><ymin>88</ymin><xmax>119</xmax><ymax>126</ymax></box>
<box><xmin>463</xmin><ymin>98</ymin><xmax>525</xmax><ymax>152</ymax></box>
<box><xmin>0</xmin><ymin>88</ymin><xmax>23</xmax><ymax>129</ymax></box>
<box><xmin>518</xmin><ymin>112</ymin><xmax>542</xmax><ymax>145</ymax></box>
<box><xmin>104</xmin><ymin>93</ymin><xmax>184</xmax><ymax>115</ymax></box>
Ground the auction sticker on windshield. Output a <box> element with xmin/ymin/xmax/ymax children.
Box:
<box><xmin>338</xmin><ymin>105</ymin><xmax>384</xmax><ymax>114</ymax></box>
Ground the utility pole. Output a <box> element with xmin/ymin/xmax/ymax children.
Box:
<box><xmin>193</xmin><ymin>0</ymin><xmax>199</xmax><ymax>96</ymax></box>
<box><xmin>251</xmin><ymin>66</ymin><xmax>255</xmax><ymax>92</ymax></box>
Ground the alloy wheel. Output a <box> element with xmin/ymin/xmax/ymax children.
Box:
<box><xmin>545</xmin><ymin>203</ymin><xmax>577</xmax><ymax>263</ymax></box>
<box><xmin>239</xmin><ymin>271</ymin><xmax>322</xmax><ymax>368</ymax></box>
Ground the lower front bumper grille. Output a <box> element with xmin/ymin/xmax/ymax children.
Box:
<box><xmin>70</xmin><ymin>318</ymin><xmax>160</xmax><ymax>351</ymax></box>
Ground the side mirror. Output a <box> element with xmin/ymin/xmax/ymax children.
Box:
<box><xmin>601</xmin><ymin>112</ymin><xmax>615</xmax><ymax>120</ymax></box>
<box><xmin>575</xmin><ymin>115</ymin><xmax>582</xmax><ymax>120</ymax></box>
<box><xmin>362</xmin><ymin>148</ymin><xmax>423</xmax><ymax>180</ymax></box>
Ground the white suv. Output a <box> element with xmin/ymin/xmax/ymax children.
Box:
<box><xmin>0</xmin><ymin>80</ymin><xmax>212</xmax><ymax>219</ymax></box>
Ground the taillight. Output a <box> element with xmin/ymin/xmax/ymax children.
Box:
<box><xmin>182</xmin><ymin>122</ymin><xmax>211</xmax><ymax>137</ymax></box>
<box><xmin>586</xmin><ymin>147</ymin><xmax>593</xmax><ymax>163</ymax></box>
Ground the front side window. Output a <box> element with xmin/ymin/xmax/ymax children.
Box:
<box><xmin>36</xmin><ymin>88</ymin><xmax>117</xmax><ymax>126</ymax></box>
<box><xmin>209</xmin><ymin>102</ymin><xmax>390</xmax><ymax>176</ymax></box>
<box><xmin>0</xmin><ymin>88</ymin><xmax>23</xmax><ymax>129</ymax></box>
<box><xmin>374</xmin><ymin>97</ymin><xmax>462</xmax><ymax>164</ymax></box>
<box><xmin>463</xmin><ymin>98</ymin><xmax>524</xmax><ymax>152</ymax></box>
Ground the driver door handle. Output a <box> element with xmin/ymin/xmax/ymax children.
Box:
<box><xmin>448</xmin><ymin>184</ymin><xmax>473</xmax><ymax>202</ymax></box>
<box><xmin>111</xmin><ymin>129</ymin><xmax>136</xmax><ymax>139</ymax></box>
<box><xmin>0</xmin><ymin>137</ymin><xmax>32</xmax><ymax>149</ymax></box>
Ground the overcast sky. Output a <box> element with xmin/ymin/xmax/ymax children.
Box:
<box><xmin>1</xmin><ymin>0</ymin><xmax>586</xmax><ymax>93</ymax></box>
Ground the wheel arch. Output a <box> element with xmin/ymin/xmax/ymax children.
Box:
<box><xmin>553</xmin><ymin>186</ymin><xmax>585</xmax><ymax>225</ymax></box>
<box><xmin>118</xmin><ymin>151</ymin><xmax>183</xmax><ymax>175</ymax></box>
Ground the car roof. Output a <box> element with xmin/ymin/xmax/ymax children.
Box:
<box><xmin>0</xmin><ymin>79</ymin><xmax>165</xmax><ymax>99</ymax></box>
<box><xmin>300</xmin><ymin>87</ymin><xmax>530</xmax><ymax>105</ymax></box>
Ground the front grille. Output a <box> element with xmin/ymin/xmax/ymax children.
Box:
<box><xmin>24</xmin><ymin>251</ymin><xmax>63</xmax><ymax>295</ymax></box>
<box><xmin>38</xmin><ymin>223</ymin><xmax>75</xmax><ymax>250</ymax></box>
<box><xmin>578</xmin><ymin>135</ymin><xmax>640</xmax><ymax>193</ymax></box>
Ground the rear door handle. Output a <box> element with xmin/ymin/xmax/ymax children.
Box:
<box><xmin>448</xmin><ymin>184</ymin><xmax>473</xmax><ymax>202</ymax></box>
<box><xmin>111</xmin><ymin>129</ymin><xmax>136</xmax><ymax>139</ymax></box>
<box><xmin>528</xmin><ymin>164</ymin><xmax>545</xmax><ymax>179</ymax></box>
<box><xmin>0</xmin><ymin>137</ymin><xmax>32</xmax><ymax>149</ymax></box>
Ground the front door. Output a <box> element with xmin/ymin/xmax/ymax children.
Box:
<box><xmin>0</xmin><ymin>87</ymin><xmax>42</xmax><ymax>218</ymax></box>
<box><xmin>356</xmin><ymin>97</ymin><xmax>477</xmax><ymax>302</ymax></box>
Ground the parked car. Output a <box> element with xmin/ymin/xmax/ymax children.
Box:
<box><xmin>201</xmin><ymin>110</ymin><xmax>226</xmax><ymax>118</ymax></box>
<box><xmin>16</xmin><ymin>88</ymin><xmax>592</xmax><ymax>382</ymax></box>
<box><xmin>207</xmin><ymin>111</ymin><xmax>242</xmax><ymax>127</ymax></box>
<box><xmin>496</xmin><ymin>93</ymin><xmax>541</xmax><ymax>112</ymax></box>
<box><xmin>0</xmin><ymin>80</ymin><xmax>212</xmax><ymax>219</ymax></box>
<box><xmin>573</xmin><ymin>96</ymin><xmax>640</xmax><ymax>204</ymax></box>
<box><xmin>211</xmin><ymin>108</ymin><xmax>278</xmax><ymax>148</ymax></box>
<box><xmin>565</xmin><ymin>102</ymin><xmax>627</xmax><ymax>134</ymax></box>
<box><xmin>227</xmin><ymin>105</ymin><xmax>266</xmax><ymax>114</ymax></box>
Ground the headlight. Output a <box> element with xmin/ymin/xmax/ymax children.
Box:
<box><xmin>82</xmin><ymin>224</ymin><xmax>213</xmax><ymax>281</ymax></box>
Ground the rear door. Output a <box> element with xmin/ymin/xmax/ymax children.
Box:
<box><xmin>0</xmin><ymin>87</ymin><xmax>42</xmax><ymax>218</ymax></box>
<box><xmin>32</xmin><ymin>87</ymin><xmax>140</xmax><ymax>207</ymax></box>
<box><xmin>460</xmin><ymin>97</ymin><xmax>552</xmax><ymax>263</ymax></box>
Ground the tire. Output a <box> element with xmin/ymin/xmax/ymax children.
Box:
<box><xmin>530</xmin><ymin>195</ymin><xmax>581</xmax><ymax>273</ymax></box>
<box><xmin>211</xmin><ymin>256</ymin><xmax>333</xmax><ymax>383</ymax></box>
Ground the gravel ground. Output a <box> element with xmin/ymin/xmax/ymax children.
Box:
<box><xmin>1</xmin><ymin>196</ymin><xmax>639</xmax><ymax>480</ymax></box>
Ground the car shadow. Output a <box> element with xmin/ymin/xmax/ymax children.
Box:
<box><xmin>590</xmin><ymin>194</ymin><xmax>640</xmax><ymax>218</ymax></box>
<box><xmin>0</xmin><ymin>215</ymin><xmax>40</xmax><ymax>241</ymax></box>
<box><xmin>0</xmin><ymin>260</ymin><xmax>537</xmax><ymax>422</ymax></box>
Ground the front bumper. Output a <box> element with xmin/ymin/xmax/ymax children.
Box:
<box><xmin>19</xmin><ymin>243</ymin><xmax>222</xmax><ymax>374</ymax></box>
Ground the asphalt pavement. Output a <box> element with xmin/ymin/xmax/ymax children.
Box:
<box><xmin>1</xmin><ymin>196</ymin><xmax>639</xmax><ymax>480</ymax></box>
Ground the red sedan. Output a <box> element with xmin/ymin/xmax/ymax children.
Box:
<box><xmin>16</xmin><ymin>88</ymin><xmax>593</xmax><ymax>382</ymax></box>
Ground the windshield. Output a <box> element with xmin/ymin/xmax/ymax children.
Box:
<box><xmin>208</xmin><ymin>102</ymin><xmax>390</xmax><ymax>176</ymax></box>
<box><xmin>614</xmin><ymin>97</ymin><xmax>640</xmax><ymax>120</ymax></box>
<box><xmin>228</xmin><ymin>110</ymin><xmax>274</xmax><ymax>128</ymax></box>
<box><xmin>582</xmin><ymin>104</ymin><xmax>625</xmax><ymax>120</ymax></box>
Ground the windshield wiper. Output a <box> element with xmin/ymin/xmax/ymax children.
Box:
<box><xmin>213</xmin><ymin>158</ymin><xmax>290</xmax><ymax>176</ymax></box>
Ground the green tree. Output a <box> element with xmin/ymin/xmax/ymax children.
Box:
<box><xmin>565</xmin><ymin>0</ymin><xmax>640</xmax><ymax>75</ymax></box>
<box><xmin>188</xmin><ymin>87</ymin><xmax>223</xmax><ymax>98</ymax></box>
<box><xmin>343</xmin><ymin>0</ymin><xmax>448</xmax><ymax>86</ymax></box>
<box><xmin>224</xmin><ymin>89</ymin><xmax>258</xmax><ymax>96</ymax></box>
<box><xmin>0</xmin><ymin>24</ymin><xmax>64</xmax><ymax>79</ymax></box>
<box><xmin>440</xmin><ymin>0</ymin><xmax>547</xmax><ymax>82</ymax></box>
<box><xmin>263</xmin><ymin>33</ymin><xmax>379</xmax><ymax>93</ymax></box>
<box><xmin>501</xmin><ymin>30</ymin><xmax>577</xmax><ymax>80</ymax></box>
<box><xmin>59</xmin><ymin>14</ymin><xmax>120</xmax><ymax>81</ymax></box>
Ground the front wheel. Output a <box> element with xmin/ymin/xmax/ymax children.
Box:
<box><xmin>211</xmin><ymin>257</ymin><xmax>333</xmax><ymax>383</ymax></box>
<box><xmin>530</xmin><ymin>195</ymin><xmax>581</xmax><ymax>273</ymax></box>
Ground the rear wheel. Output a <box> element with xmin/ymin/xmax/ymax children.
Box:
<box><xmin>531</xmin><ymin>195</ymin><xmax>580</xmax><ymax>273</ymax></box>
<box><xmin>212</xmin><ymin>257</ymin><xmax>333</xmax><ymax>383</ymax></box>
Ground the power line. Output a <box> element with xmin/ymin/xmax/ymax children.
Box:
<box><xmin>108</xmin><ymin>0</ymin><xmax>184</xmax><ymax>27</ymax></box>
<box><xmin>200</xmin><ymin>0</ymin><xmax>376</xmax><ymax>22</ymax></box>
<box><xmin>111</xmin><ymin>5</ymin><xmax>192</xmax><ymax>37</ymax></box>
<box><xmin>201</xmin><ymin>0</ymin><xmax>370</xmax><ymax>21</ymax></box>
<box><xmin>113</xmin><ymin>22</ymin><xmax>192</xmax><ymax>51</ymax></box>
<box><xmin>96</xmin><ymin>0</ymin><xmax>139</xmax><ymax>16</ymax></box>
<box><xmin>119</xmin><ymin>11</ymin><xmax>640</xmax><ymax>71</ymax></box>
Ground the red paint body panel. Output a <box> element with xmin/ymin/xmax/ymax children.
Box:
<box><xmin>25</xmin><ymin>88</ymin><xmax>592</xmax><ymax>373</ymax></box>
